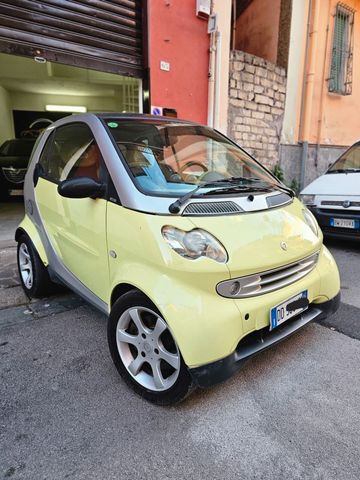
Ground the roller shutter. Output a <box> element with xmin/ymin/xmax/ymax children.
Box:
<box><xmin>0</xmin><ymin>0</ymin><xmax>144</xmax><ymax>77</ymax></box>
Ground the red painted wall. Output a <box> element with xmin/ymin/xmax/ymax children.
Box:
<box><xmin>147</xmin><ymin>0</ymin><xmax>209</xmax><ymax>123</ymax></box>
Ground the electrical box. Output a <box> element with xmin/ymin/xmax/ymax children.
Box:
<box><xmin>196</xmin><ymin>0</ymin><xmax>211</xmax><ymax>19</ymax></box>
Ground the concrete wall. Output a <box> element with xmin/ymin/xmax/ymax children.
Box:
<box><xmin>148</xmin><ymin>0</ymin><xmax>209</xmax><ymax>123</ymax></box>
<box><xmin>280</xmin><ymin>144</ymin><xmax>347</xmax><ymax>186</ymax></box>
<box><xmin>235</xmin><ymin>0</ymin><xmax>281</xmax><ymax>65</ymax></box>
<box><xmin>228</xmin><ymin>50</ymin><xmax>287</xmax><ymax>168</ymax></box>
<box><xmin>0</xmin><ymin>86</ymin><xmax>14</xmax><ymax>145</ymax></box>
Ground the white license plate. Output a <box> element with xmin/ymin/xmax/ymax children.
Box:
<box><xmin>330</xmin><ymin>218</ymin><xmax>359</xmax><ymax>229</ymax></box>
<box><xmin>9</xmin><ymin>189</ymin><xmax>24</xmax><ymax>196</ymax></box>
<box><xmin>270</xmin><ymin>290</ymin><xmax>308</xmax><ymax>330</ymax></box>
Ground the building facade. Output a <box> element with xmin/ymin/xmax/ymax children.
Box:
<box><xmin>0</xmin><ymin>0</ymin><xmax>359</xmax><ymax>189</ymax></box>
<box><xmin>281</xmin><ymin>0</ymin><xmax>360</xmax><ymax>187</ymax></box>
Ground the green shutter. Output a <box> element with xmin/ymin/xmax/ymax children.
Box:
<box><xmin>329</xmin><ymin>4</ymin><xmax>354</xmax><ymax>95</ymax></box>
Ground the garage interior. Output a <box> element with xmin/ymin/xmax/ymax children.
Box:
<box><xmin>0</xmin><ymin>52</ymin><xmax>141</xmax><ymax>147</ymax></box>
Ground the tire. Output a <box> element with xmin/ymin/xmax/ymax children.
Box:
<box><xmin>17</xmin><ymin>235</ymin><xmax>53</xmax><ymax>298</ymax></box>
<box><xmin>108</xmin><ymin>290</ymin><xmax>193</xmax><ymax>405</ymax></box>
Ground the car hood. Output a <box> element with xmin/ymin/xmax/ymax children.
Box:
<box><xmin>188</xmin><ymin>200</ymin><xmax>321</xmax><ymax>277</ymax></box>
<box><xmin>302</xmin><ymin>172</ymin><xmax>360</xmax><ymax>196</ymax></box>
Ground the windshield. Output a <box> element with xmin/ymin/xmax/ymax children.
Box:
<box><xmin>105</xmin><ymin>120</ymin><xmax>278</xmax><ymax>197</ymax></box>
<box><xmin>328</xmin><ymin>143</ymin><xmax>360</xmax><ymax>173</ymax></box>
<box><xmin>0</xmin><ymin>139</ymin><xmax>35</xmax><ymax>156</ymax></box>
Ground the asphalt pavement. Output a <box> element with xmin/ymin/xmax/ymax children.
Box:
<box><xmin>0</xmin><ymin>203</ymin><xmax>359</xmax><ymax>480</ymax></box>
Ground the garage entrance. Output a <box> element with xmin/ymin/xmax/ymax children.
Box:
<box><xmin>0</xmin><ymin>0</ymin><xmax>145</xmax><ymax>226</ymax></box>
<box><xmin>0</xmin><ymin>53</ymin><xmax>141</xmax><ymax>146</ymax></box>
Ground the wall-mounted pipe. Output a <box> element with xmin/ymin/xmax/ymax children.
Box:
<box><xmin>299</xmin><ymin>0</ymin><xmax>320</xmax><ymax>188</ymax></box>
<box><xmin>315</xmin><ymin>0</ymin><xmax>332</xmax><ymax>168</ymax></box>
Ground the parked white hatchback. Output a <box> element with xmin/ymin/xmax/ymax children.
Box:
<box><xmin>300</xmin><ymin>142</ymin><xmax>360</xmax><ymax>239</ymax></box>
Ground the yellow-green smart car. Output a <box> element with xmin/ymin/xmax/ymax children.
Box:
<box><xmin>16</xmin><ymin>114</ymin><xmax>340</xmax><ymax>405</ymax></box>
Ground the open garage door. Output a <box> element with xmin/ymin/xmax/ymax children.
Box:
<box><xmin>0</xmin><ymin>0</ymin><xmax>144</xmax><ymax>77</ymax></box>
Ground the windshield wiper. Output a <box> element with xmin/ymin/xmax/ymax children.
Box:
<box><xmin>327</xmin><ymin>168</ymin><xmax>360</xmax><ymax>174</ymax></box>
<box><xmin>168</xmin><ymin>179</ymin><xmax>234</xmax><ymax>213</ymax></box>
<box><xmin>168</xmin><ymin>177</ymin><xmax>292</xmax><ymax>213</ymax></box>
<box><xmin>212</xmin><ymin>176</ymin><xmax>294</xmax><ymax>197</ymax></box>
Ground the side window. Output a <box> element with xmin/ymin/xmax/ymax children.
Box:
<box><xmin>38</xmin><ymin>130</ymin><xmax>55</xmax><ymax>175</ymax></box>
<box><xmin>38</xmin><ymin>123</ymin><xmax>103</xmax><ymax>183</ymax></box>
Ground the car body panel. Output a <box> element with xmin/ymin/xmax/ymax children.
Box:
<box><xmin>16</xmin><ymin>215</ymin><xmax>48</xmax><ymax>266</ymax></box>
<box><xmin>301</xmin><ymin>171</ymin><xmax>360</xmax><ymax>197</ymax></box>
<box><xmin>16</xmin><ymin>113</ymin><xmax>341</xmax><ymax>372</ymax></box>
<box><xmin>301</xmin><ymin>172</ymin><xmax>360</xmax><ymax>239</ymax></box>
<box><xmin>35</xmin><ymin>177</ymin><xmax>110</xmax><ymax>301</ymax></box>
<box><xmin>188</xmin><ymin>199</ymin><xmax>323</xmax><ymax>277</ymax></box>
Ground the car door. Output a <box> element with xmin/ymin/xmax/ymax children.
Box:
<box><xmin>34</xmin><ymin>122</ymin><xmax>110</xmax><ymax>302</ymax></box>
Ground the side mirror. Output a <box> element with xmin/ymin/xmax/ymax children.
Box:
<box><xmin>57</xmin><ymin>177</ymin><xmax>106</xmax><ymax>199</ymax></box>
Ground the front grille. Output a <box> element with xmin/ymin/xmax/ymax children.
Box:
<box><xmin>183</xmin><ymin>201</ymin><xmax>242</xmax><ymax>216</ymax></box>
<box><xmin>322</xmin><ymin>226</ymin><xmax>360</xmax><ymax>236</ymax></box>
<box><xmin>216</xmin><ymin>251</ymin><xmax>319</xmax><ymax>298</ymax></box>
<box><xmin>318</xmin><ymin>208</ymin><xmax>360</xmax><ymax>217</ymax></box>
<box><xmin>2</xmin><ymin>168</ymin><xmax>27</xmax><ymax>184</ymax></box>
<box><xmin>321</xmin><ymin>200</ymin><xmax>360</xmax><ymax>207</ymax></box>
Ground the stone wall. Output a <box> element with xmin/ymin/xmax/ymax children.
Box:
<box><xmin>228</xmin><ymin>50</ymin><xmax>287</xmax><ymax>169</ymax></box>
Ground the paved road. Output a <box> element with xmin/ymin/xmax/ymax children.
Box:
<box><xmin>0</xmin><ymin>204</ymin><xmax>359</xmax><ymax>479</ymax></box>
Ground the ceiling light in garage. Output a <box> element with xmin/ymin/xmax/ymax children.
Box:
<box><xmin>45</xmin><ymin>105</ymin><xmax>87</xmax><ymax>113</ymax></box>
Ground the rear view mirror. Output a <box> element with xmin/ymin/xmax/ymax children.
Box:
<box><xmin>57</xmin><ymin>177</ymin><xmax>105</xmax><ymax>199</ymax></box>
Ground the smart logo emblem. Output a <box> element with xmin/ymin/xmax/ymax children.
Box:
<box><xmin>280</xmin><ymin>241</ymin><xmax>288</xmax><ymax>251</ymax></box>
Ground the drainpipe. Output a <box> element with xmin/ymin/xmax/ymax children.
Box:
<box><xmin>315</xmin><ymin>0</ymin><xmax>332</xmax><ymax>168</ymax></box>
<box><xmin>213</xmin><ymin>30</ymin><xmax>221</xmax><ymax>130</ymax></box>
<box><xmin>207</xmin><ymin>1</ymin><xmax>216</xmax><ymax>127</ymax></box>
<box><xmin>299</xmin><ymin>0</ymin><xmax>320</xmax><ymax>188</ymax></box>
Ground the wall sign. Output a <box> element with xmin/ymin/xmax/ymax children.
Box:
<box><xmin>151</xmin><ymin>106</ymin><xmax>163</xmax><ymax>115</ymax></box>
<box><xmin>160</xmin><ymin>61</ymin><xmax>170</xmax><ymax>71</ymax></box>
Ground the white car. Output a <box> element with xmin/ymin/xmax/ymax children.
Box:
<box><xmin>300</xmin><ymin>142</ymin><xmax>360</xmax><ymax>239</ymax></box>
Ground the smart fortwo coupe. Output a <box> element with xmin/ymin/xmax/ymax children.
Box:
<box><xmin>16</xmin><ymin>114</ymin><xmax>340</xmax><ymax>405</ymax></box>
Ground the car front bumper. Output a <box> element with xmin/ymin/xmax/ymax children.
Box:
<box><xmin>310</xmin><ymin>207</ymin><xmax>360</xmax><ymax>239</ymax></box>
<box><xmin>0</xmin><ymin>169</ymin><xmax>25</xmax><ymax>196</ymax></box>
<box><xmin>190</xmin><ymin>292</ymin><xmax>341</xmax><ymax>387</ymax></box>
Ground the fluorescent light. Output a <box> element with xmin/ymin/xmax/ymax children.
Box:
<box><xmin>45</xmin><ymin>105</ymin><xmax>87</xmax><ymax>113</ymax></box>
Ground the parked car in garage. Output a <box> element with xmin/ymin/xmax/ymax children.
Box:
<box><xmin>300</xmin><ymin>141</ymin><xmax>360</xmax><ymax>239</ymax></box>
<box><xmin>0</xmin><ymin>137</ymin><xmax>36</xmax><ymax>200</ymax></box>
<box><xmin>16</xmin><ymin>114</ymin><xmax>340</xmax><ymax>404</ymax></box>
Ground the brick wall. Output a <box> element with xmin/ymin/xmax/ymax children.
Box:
<box><xmin>228</xmin><ymin>50</ymin><xmax>287</xmax><ymax>169</ymax></box>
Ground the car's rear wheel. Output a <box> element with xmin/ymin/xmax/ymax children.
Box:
<box><xmin>17</xmin><ymin>235</ymin><xmax>53</xmax><ymax>298</ymax></box>
<box><xmin>108</xmin><ymin>290</ymin><xmax>193</xmax><ymax>405</ymax></box>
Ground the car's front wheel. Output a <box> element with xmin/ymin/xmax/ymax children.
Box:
<box><xmin>108</xmin><ymin>291</ymin><xmax>193</xmax><ymax>405</ymax></box>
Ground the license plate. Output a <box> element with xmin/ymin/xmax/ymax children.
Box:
<box><xmin>9</xmin><ymin>189</ymin><xmax>24</xmax><ymax>196</ymax></box>
<box><xmin>270</xmin><ymin>290</ymin><xmax>308</xmax><ymax>331</ymax></box>
<box><xmin>330</xmin><ymin>218</ymin><xmax>359</xmax><ymax>229</ymax></box>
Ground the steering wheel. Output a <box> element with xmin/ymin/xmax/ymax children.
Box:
<box><xmin>178</xmin><ymin>161</ymin><xmax>208</xmax><ymax>182</ymax></box>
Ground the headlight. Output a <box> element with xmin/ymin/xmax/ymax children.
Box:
<box><xmin>303</xmin><ymin>208</ymin><xmax>319</xmax><ymax>236</ymax></box>
<box><xmin>300</xmin><ymin>194</ymin><xmax>316</xmax><ymax>206</ymax></box>
<box><xmin>162</xmin><ymin>226</ymin><xmax>228</xmax><ymax>263</ymax></box>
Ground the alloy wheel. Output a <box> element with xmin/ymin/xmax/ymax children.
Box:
<box><xmin>18</xmin><ymin>243</ymin><xmax>33</xmax><ymax>290</ymax></box>
<box><xmin>116</xmin><ymin>306</ymin><xmax>180</xmax><ymax>392</ymax></box>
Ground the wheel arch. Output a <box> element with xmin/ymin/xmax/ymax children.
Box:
<box><xmin>110</xmin><ymin>282</ymin><xmax>142</xmax><ymax>308</ymax></box>
<box><xmin>15</xmin><ymin>216</ymin><xmax>48</xmax><ymax>266</ymax></box>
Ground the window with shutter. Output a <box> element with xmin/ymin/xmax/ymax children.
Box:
<box><xmin>328</xmin><ymin>3</ymin><xmax>355</xmax><ymax>95</ymax></box>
